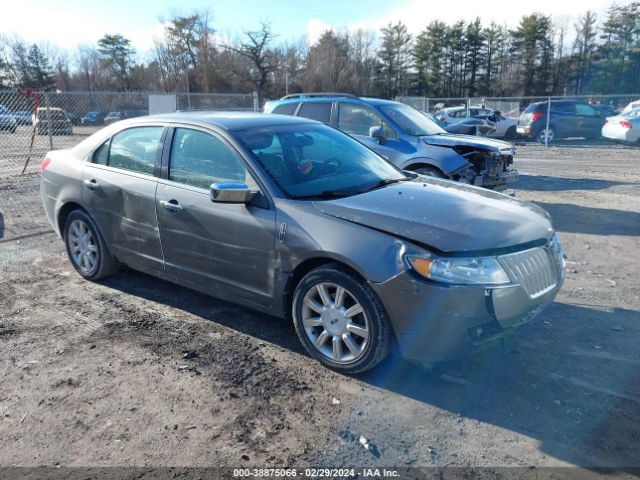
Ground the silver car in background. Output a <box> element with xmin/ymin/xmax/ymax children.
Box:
<box><xmin>40</xmin><ymin>112</ymin><xmax>564</xmax><ymax>374</ymax></box>
<box><xmin>602</xmin><ymin>109</ymin><xmax>640</xmax><ymax>144</ymax></box>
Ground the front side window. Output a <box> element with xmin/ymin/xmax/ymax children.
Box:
<box><xmin>297</xmin><ymin>102</ymin><xmax>332</xmax><ymax>123</ymax></box>
<box><xmin>234</xmin><ymin>123</ymin><xmax>407</xmax><ymax>199</ymax></box>
<box><xmin>108</xmin><ymin>126</ymin><xmax>163</xmax><ymax>175</ymax></box>
<box><xmin>575</xmin><ymin>104</ymin><xmax>596</xmax><ymax>116</ymax></box>
<box><xmin>337</xmin><ymin>103</ymin><xmax>395</xmax><ymax>138</ymax></box>
<box><xmin>169</xmin><ymin>128</ymin><xmax>256</xmax><ymax>190</ymax></box>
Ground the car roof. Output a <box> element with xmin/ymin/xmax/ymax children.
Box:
<box><xmin>133</xmin><ymin>111</ymin><xmax>320</xmax><ymax>130</ymax></box>
<box><xmin>271</xmin><ymin>95</ymin><xmax>401</xmax><ymax>108</ymax></box>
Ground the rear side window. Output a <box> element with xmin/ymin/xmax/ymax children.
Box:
<box><xmin>272</xmin><ymin>102</ymin><xmax>299</xmax><ymax>116</ymax></box>
<box><xmin>168</xmin><ymin>128</ymin><xmax>256</xmax><ymax>190</ymax></box>
<box><xmin>297</xmin><ymin>102</ymin><xmax>332</xmax><ymax>123</ymax></box>
<box><xmin>92</xmin><ymin>141</ymin><xmax>109</xmax><ymax>165</ymax></box>
<box><xmin>108</xmin><ymin>126</ymin><xmax>163</xmax><ymax>175</ymax></box>
<box><xmin>551</xmin><ymin>103</ymin><xmax>575</xmax><ymax>114</ymax></box>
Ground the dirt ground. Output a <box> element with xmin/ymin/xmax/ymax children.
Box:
<box><xmin>0</xmin><ymin>136</ymin><xmax>639</xmax><ymax>473</ymax></box>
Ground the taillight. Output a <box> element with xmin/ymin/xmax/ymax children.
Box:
<box><xmin>438</xmin><ymin>116</ymin><xmax>446</xmax><ymax>122</ymax></box>
<box><xmin>603</xmin><ymin>118</ymin><xmax>609</xmax><ymax>125</ymax></box>
<box><xmin>40</xmin><ymin>156</ymin><xmax>51</xmax><ymax>171</ymax></box>
<box><xmin>530</xmin><ymin>112</ymin><xmax>543</xmax><ymax>122</ymax></box>
<box><xmin>620</xmin><ymin>120</ymin><xmax>632</xmax><ymax>129</ymax></box>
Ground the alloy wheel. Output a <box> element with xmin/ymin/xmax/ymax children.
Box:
<box><xmin>67</xmin><ymin>219</ymin><xmax>98</xmax><ymax>274</ymax></box>
<box><xmin>301</xmin><ymin>282</ymin><xmax>370</xmax><ymax>364</ymax></box>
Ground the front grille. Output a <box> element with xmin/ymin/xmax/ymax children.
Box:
<box><xmin>498</xmin><ymin>247</ymin><xmax>559</xmax><ymax>298</ymax></box>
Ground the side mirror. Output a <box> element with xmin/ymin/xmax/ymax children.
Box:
<box><xmin>210</xmin><ymin>182</ymin><xmax>256</xmax><ymax>204</ymax></box>
<box><xmin>369</xmin><ymin>125</ymin><xmax>386</xmax><ymax>144</ymax></box>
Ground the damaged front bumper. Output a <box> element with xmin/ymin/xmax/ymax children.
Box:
<box><xmin>370</xmin><ymin>256</ymin><xmax>562</xmax><ymax>365</ymax></box>
<box><xmin>454</xmin><ymin>147</ymin><xmax>519</xmax><ymax>192</ymax></box>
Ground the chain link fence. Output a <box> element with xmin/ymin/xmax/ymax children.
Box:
<box><xmin>397</xmin><ymin>94</ymin><xmax>640</xmax><ymax>146</ymax></box>
<box><xmin>0</xmin><ymin>90</ymin><xmax>256</xmax><ymax>243</ymax></box>
<box><xmin>0</xmin><ymin>90</ymin><xmax>257</xmax><ymax>176</ymax></box>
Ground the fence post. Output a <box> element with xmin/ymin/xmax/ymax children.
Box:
<box><xmin>253</xmin><ymin>91</ymin><xmax>259</xmax><ymax>112</ymax></box>
<box><xmin>466</xmin><ymin>98</ymin><xmax>470</xmax><ymax>118</ymax></box>
<box><xmin>44</xmin><ymin>93</ymin><xmax>53</xmax><ymax>151</ymax></box>
<box><xmin>545</xmin><ymin>96</ymin><xmax>551</xmax><ymax>148</ymax></box>
<box><xmin>425</xmin><ymin>98</ymin><xmax>430</xmax><ymax>114</ymax></box>
<box><xmin>422</xmin><ymin>97</ymin><xmax>426</xmax><ymax>112</ymax></box>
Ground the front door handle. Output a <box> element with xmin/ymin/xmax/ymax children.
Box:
<box><xmin>83</xmin><ymin>179</ymin><xmax>99</xmax><ymax>190</ymax></box>
<box><xmin>160</xmin><ymin>200</ymin><xmax>184</xmax><ymax>212</ymax></box>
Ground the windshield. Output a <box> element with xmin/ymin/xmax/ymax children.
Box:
<box><xmin>378</xmin><ymin>103</ymin><xmax>446</xmax><ymax>136</ymax></box>
<box><xmin>234</xmin><ymin>123</ymin><xmax>408</xmax><ymax>199</ymax></box>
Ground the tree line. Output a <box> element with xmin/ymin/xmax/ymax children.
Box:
<box><xmin>1</xmin><ymin>2</ymin><xmax>639</xmax><ymax>101</ymax></box>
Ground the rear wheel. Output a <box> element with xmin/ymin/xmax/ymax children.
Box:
<box><xmin>415</xmin><ymin>166</ymin><xmax>446</xmax><ymax>178</ymax></box>
<box><xmin>63</xmin><ymin>210</ymin><xmax>119</xmax><ymax>280</ymax></box>
<box><xmin>504</xmin><ymin>126</ymin><xmax>518</xmax><ymax>140</ymax></box>
<box><xmin>536</xmin><ymin>126</ymin><xmax>556</xmax><ymax>144</ymax></box>
<box><xmin>292</xmin><ymin>264</ymin><xmax>391</xmax><ymax>374</ymax></box>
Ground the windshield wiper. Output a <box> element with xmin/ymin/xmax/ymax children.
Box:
<box><xmin>291</xmin><ymin>177</ymin><xmax>411</xmax><ymax>200</ymax></box>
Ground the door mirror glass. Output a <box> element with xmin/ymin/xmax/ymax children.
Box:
<box><xmin>369</xmin><ymin>125</ymin><xmax>385</xmax><ymax>141</ymax></box>
<box><xmin>210</xmin><ymin>182</ymin><xmax>256</xmax><ymax>204</ymax></box>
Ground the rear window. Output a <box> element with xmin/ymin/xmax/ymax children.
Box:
<box><xmin>524</xmin><ymin>104</ymin><xmax>543</xmax><ymax>114</ymax></box>
<box><xmin>272</xmin><ymin>102</ymin><xmax>299</xmax><ymax>116</ymax></box>
<box><xmin>297</xmin><ymin>102</ymin><xmax>332</xmax><ymax>123</ymax></box>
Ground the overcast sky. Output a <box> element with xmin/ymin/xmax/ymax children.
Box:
<box><xmin>2</xmin><ymin>0</ymin><xmax>624</xmax><ymax>55</ymax></box>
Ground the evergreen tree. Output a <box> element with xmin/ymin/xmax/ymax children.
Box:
<box><xmin>377</xmin><ymin>22</ymin><xmax>412</xmax><ymax>98</ymax></box>
<box><xmin>27</xmin><ymin>44</ymin><xmax>56</xmax><ymax>91</ymax></box>
<box><xmin>97</xmin><ymin>34</ymin><xmax>136</xmax><ymax>90</ymax></box>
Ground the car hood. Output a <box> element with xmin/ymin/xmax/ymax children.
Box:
<box><xmin>422</xmin><ymin>133</ymin><xmax>515</xmax><ymax>153</ymax></box>
<box><xmin>314</xmin><ymin>179</ymin><xmax>553</xmax><ymax>254</ymax></box>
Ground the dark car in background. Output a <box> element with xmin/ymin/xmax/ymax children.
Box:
<box><xmin>104</xmin><ymin>110</ymin><xmax>149</xmax><ymax>126</ymax></box>
<box><xmin>265</xmin><ymin>93</ymin><xmax>518</xmax><ymax>192</ymax></box>
<box><xmin>0</xmin><ymin>105</ymin><xmax>18</xmax><ymax>132</ymax></box>
<box><xmin>517</xmin><ymin>100</ymin><xmax>604</xmax><ymax>143</ymax></box>
<box><xmin>13</xmin><ymin>110</ymin><xmax>33</xmax><ymax>125</ymax></box>
<box><xmin>81</xmin><ymin>111</ymin><xmax>107</xmax><ymax>126</ymax></box>
<box><xmin>40</xmin><ymin>112</ymin><xmax>564</xmax><ymax>373</ymax></box>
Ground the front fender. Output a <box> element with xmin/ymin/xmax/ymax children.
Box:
<box><xmin>400</xmin><ymin>146</ymin><xmax>470</xmax><ymax>175</ymax></box>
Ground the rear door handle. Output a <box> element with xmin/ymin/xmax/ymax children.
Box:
<box><xmin>160</xmin><ymin>200</ymin><xmax>184</xmax><ymax>212</ymax></box>
<box><xmin>83</xmin><ymin>179</ymin><xmax>99</xmax><ymax>190</ymax></box>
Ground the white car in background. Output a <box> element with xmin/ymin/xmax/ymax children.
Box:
<box><xmin>434</xmin><ymin>106</ymin><xmax>519</xmax><ymax>139</ymax></box>
<box><xmin>622</xmin><ymin>99</ymin><xmax>640</xmax><ymax>114</ymax></box>
<box><xmin>602</xmin><ymin>109</ymin><xmax>640</xmax><ymax>144</ymax></box>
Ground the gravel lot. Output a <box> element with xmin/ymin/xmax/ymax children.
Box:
<box><xmin>0</xmin><ymin>130</ymin><xmax>639</xmax><ymax>473</ymax></box>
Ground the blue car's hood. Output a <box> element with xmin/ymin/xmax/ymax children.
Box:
<box><xmin>315</xmin><ymin>178</ymin><xmax>552</xmax><ymax>254</ymax></box>
<box><xmin>423</xmin><ymin>134</ymin><xmax>515</xmax><ymax>153</ymax></box>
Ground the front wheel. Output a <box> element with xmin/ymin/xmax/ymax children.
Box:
<box><xmin>64</xmin><ymin>210</ymin><xmax>119</xmax><ymax>280</ymax></box>
<box><xmin>292</xmin><ymin>264</ymin><xmax>391</xmax><ymax>374</ymax></box>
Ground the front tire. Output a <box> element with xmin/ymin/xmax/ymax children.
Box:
<box><xmin>63</xmin><ymin>210</ymin><xmax>119</xmax><ymax>280</ymax></box>
<box><xmin>292</xmin><ymin>264</ymin><xmax>391</xmax><ymax>374</ymax></box>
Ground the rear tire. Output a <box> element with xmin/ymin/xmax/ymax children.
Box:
<box><xmin>63</xmin><ymin>210</ymin><xmax>119</xmax><ymax>280</ymax></box>
<box><xmin>415</xmin><ymin>166</ymin><xmax>446</xmax><ymax>178</ymax></box>
<box><xmin>504</xmin><ymin>126</ymin><xmax>517</xmax><ymax>140</ymax></box>
<box><xmin>536</xmin><ymin>126</ymin><xmax>556</xmax><ymax>144</ymax></box>
<box><xmin>292</xmin><ymin>264</ymin><xmax>391</xmax><ymax>374</ymax></box>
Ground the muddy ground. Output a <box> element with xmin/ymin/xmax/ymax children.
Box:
<box><xmin>0</xmin><ymin>139</ymin><xmax>639</xmax><ymax>474</ymax></box>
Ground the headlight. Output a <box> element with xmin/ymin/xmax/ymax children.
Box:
<box><xmin>405</xmin><ymin>253</ymin><xmax>510</xmax><ymax>285</ymax></box>
<box><xmin>549</xmin><ymin>233</ymin><xmax>566</xmax><ymax>271</ymax></box>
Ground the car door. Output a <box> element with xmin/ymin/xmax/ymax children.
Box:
<box><xmin>550</xmin><ymin>102</ymin><xmax>577</xmax><ymax>137</ymax></box>
<box><xmin>156</xmin><ymin>126</ymin><xmax>276</xmax><ymax>307</ymax></box>
<box><xmin>335</xmin><ymin>102</ymin><xmax>405</xmax><ymax>164</ymax></box>
<box><xmin>575</xmin><ymin>103</ymin><xmax>601</xmax><ymax>138</ymax></box>
<box><xmin>82</xmin><ymin>125</ymin><xmax>166</xmax><ymax>274</ymax></box>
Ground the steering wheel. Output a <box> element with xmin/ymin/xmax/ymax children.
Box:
<box><xmin>314</xmin><ymin>157</ymin><xmax>342</xmax><ymax>178</ymax></box>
